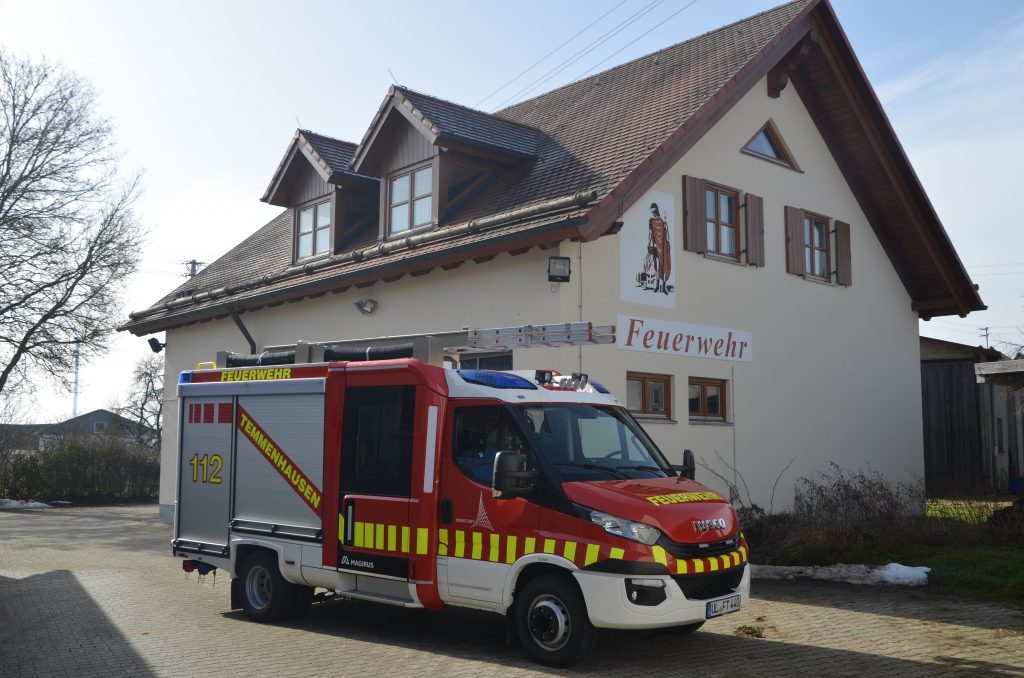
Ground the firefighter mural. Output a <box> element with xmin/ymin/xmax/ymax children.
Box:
<box><xmin>619</xmin><ymin>190</ymin><xmax>676</xmax><ymax>308</ymax></box>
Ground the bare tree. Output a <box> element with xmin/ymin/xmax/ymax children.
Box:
<box><xmin>0</xmin><ymin>50</ymin><xmax>142</xmax><ymax>399</ymax></box>
<box><xmin>113</xmin><ymin>354</ymin><xmax>163</xmax><ymax>452</ymax></box>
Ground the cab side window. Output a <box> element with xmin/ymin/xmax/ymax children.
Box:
<box><xmin>453</xmin><ymin>406</ymin><xmax>529</xmax><ymax>485</ymax></box>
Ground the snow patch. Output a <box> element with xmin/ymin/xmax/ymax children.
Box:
<box><xmin>752</xmin><ymin>562</ymin><xmax>930</xmax><ymax>587</ymax></box>
<box><xmin>0</xmin><ymin>498</ymin><xmax>53</xmax><ymax>509</ymax></box>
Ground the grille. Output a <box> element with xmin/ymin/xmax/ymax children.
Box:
<box><xmin>672</xmin><ymin>565</ymin><xmax>745</xmax><ymax>601</ymax></box>
<box><xmin>659</xmin><ymin>534</ymin><xmax>738</xmax><ymax>559</ymax></box>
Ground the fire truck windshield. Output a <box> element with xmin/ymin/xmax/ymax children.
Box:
<box><xmin>518</xmin><ymin>404</ymin><xmax>672</xmax><ymax>481</ymax></box>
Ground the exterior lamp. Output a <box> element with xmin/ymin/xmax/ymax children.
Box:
<box><xmin>354</xmin><ymin>298</ymin><xmax>378</xmax><ymax>315</ymax></box>
<box><xmin>148</xmin><ymin>337</ymin><xmax>166</xmax><ymax>353</ymax></box>
<box><xmin>548</xmin><ymin>256</ymin><xmax>571</xmax><ymax>283</ymax></box>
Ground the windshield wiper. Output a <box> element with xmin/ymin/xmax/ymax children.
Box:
<box><xmin>554</xmin><ymin>462</ymin><xmax>628</xmax><ymax>479</ymax></box>
<box><xmin>614</xmin><ymin>464</ymin><xmax>667</xmax><ymax>474</ymax></box>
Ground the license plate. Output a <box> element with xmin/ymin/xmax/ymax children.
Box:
<box><xmin>706</xmin><ymin>594</ymin><xmax>741</xmax><ymax>618</ymax></box>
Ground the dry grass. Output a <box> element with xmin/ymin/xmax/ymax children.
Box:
<box><xmin>744</xmin><ymin>465</ymin><xmax>1024</xmax><ymax>605</ymax></box>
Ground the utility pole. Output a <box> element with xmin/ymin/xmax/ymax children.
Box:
<box><xmin>182</xmin><ymin>259</ymin><xmax>206</xmax><ymax>278</ymax></box>
<box><xmin>980</xmin><ymin>326</ymin><xmax>990</xmax><ymax>349</ymax></box>
<box><xmin>72</xmin><ymin>341</ymin><xmax>80</xmax><ymax>417</ymax></box>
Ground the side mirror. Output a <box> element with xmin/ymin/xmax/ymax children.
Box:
<box><xmin>672</xmin><ymin>449</ymin><xmax>696</xmax><ymax>480</ymax></box>
<box><xmin>493</xmin><ymin>450</ymin><xmax>539</xmax><ymax>499</ymax></box>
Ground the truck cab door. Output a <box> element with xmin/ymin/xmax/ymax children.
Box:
<box><xmin>438</xmin><ymin>403</ymin><xmax>539</xmax><ymax>605</ymax></box>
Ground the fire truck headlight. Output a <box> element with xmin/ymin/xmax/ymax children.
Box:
<box><xmin>589</xmin><ymin>510</ymin><xmax>661</xmax><ymax>545</ymax></box>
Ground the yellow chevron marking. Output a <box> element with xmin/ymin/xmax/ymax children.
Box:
<box><xmin>401</xmin><ymin>526</ymin><xmax>410</xmax><ymax>553</ymax></box>
<box><xmin>375</xmin><ymin>524</ymin><xmax>384</xmax><ymax>551</ymax></box>
<box><xmin>438</xmin><ymin>528</ymin><xmax>448</xmax><ymax>556</ymax></box>
<box><xmin>708</xmin><ymin>557</ymin><xmax>719</xmax><ymax>572</ymax></box>
<box><xmin>455</xmin><ymin>530</ymin><xmax>466</xmax><ymax>558</ymax></box>
<box><xmin>472</xmin><ymin>532</ymin><xmax>483</xmax><ymax>560</ymax></box>
<box><xmin>677</xmin><ymin>559</ymin><xmax>688</xmax><ymax>575</ymax></box>
<box><xmin>338</xmin><ymin>515</ymin><xmax>345</xmax><ymax>543</ymax></box>
<box><xmin>489</xmin><ymin>533</ymin><xmax>500</xmax><ymax>562</ymax></box>
<box><xmin>652</xmin><ymin>545</ymin><xmax>668</xmax><ymax>566</ymax></box>
<box><xmin>543</xmin><ymin>539</ymin><xmax>556</xmax><ymax>554</ymax></box>
<box><xmin>609</xmin><ymin>547</ymin><xmax>625</xmax><ymax>559</ymax></box>
<box><xmin>584</xmin><ymin>543</ymin><xmax>600</xmax><ymax>566</ymax></box>
<box><xmin>354</xmin><ymin>521</ymin><xmax>364</xmax><ymax>548</ymax></box>
<box><xmin>387</xmin><ymin>525</ymin><xmax>397</xmax><ymax>552</ymax></box>
<box><xmin>563</xmin><ymin>541</ymin><xmax>577</xmax><ymax>562</ymax></box>
<box><xmin>524</xmin><ymin>537</ymin><xmax>536</xmax><ymax>554</ymax></box>
<box><xmin>693</xmin><ymin>559</ymin><xmax>705</xmax><ymax>574</ymax></box>
<box><xmin>506</xmin><ymin>536</ymin><xmax>517</xmax><ymax>564</ymax></box>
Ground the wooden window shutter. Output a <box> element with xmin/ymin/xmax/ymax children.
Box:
<box><xmin>744</xmin><ymin>193</ymin><xmax>765</xmax><ymax>267</ymax></box>
<box><xmin>834</xmin><ymin>220</ymin><xmax>852</xmax><ymax>285</ymax></box>
<box><xmin>784</xmin><ymin>206</ymin><xmax>805</xmax><ymax>275</ymax></box>
<box><xmin>683</xmin><ymin>175</ymin><xmax>706</xmax><ymax>253</ymax></box>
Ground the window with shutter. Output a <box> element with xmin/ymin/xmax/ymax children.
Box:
<box><xmin>784</xmin><ymin>207</ymin><xmax>853</xmax><ymax>285</ymax></box>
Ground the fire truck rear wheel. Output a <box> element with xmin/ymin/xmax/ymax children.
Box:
<box><xmin>239</xmin><ymin>551</ymin><xmax>297</xmax><ymax>622</ymax></box>
<box><xmin>515</xmin><ymin>573</ymin><xmax>598</xmax><ymax>667</ymax></box>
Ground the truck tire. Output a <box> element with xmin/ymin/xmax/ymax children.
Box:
<box><xmin>515</xmin><ymin>572</ymin><xmax>598</xmax><ymax>667</ymax></box>
<box><xmin>239</xmin><ymin>551</ymin><xmax>297</xmax><ymax>622</ymax></box>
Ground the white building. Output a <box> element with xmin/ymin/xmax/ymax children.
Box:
<box><xmin>122</xmin><ymin>0</ymin><xmax>984</xmax><ymax>523</ymax></box>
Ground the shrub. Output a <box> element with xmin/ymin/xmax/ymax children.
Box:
<box><xmin>746</xmin><ymin>464</ymin><xmax>1022</xmax><ymax>566</ymax></box>
<box><xmin>0</xmin><ymin>437</ymin><xmax>159</xmax><ymax>502</ymax></box>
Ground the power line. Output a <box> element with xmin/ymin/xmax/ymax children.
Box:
<box><xmin>492</xmin><ymin>0</ymin><xmax>668</xmax><ymax>111</ymax></box>
<box><xmin>473</xmin><ymin>0</ymin><xmax>629</xmax><ymax>109</ymax></box>
<box><xmin>568</xmin><ymin>0</ymin><xmax>702</xmax><ymax>83</ymax></box>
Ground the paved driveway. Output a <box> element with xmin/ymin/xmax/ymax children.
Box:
<box><xmin>1</xmin><ymin>504</ymin><xmax>1022</xmax><ymax>677</ymax></box>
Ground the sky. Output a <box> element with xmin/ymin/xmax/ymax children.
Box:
<box><xmin>1</xmin><ymin>0</ymin><xmax>1022</xmax><ymax>423</ymax></box>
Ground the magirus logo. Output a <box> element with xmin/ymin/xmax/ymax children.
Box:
<box><xmin>340</xmin><ymin>554</ymin><xmax>374</xmax><ymax>569</ymax></box>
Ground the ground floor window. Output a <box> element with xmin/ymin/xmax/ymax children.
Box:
<box><xmin>688</xmin><ymin>377</ymin><xmax>726</xmax><ymax>422</ymax></box>
<box><xmin>626</xmin><ymin>372</ymin><xmax>671</xmax><ymax>419</ymax></box>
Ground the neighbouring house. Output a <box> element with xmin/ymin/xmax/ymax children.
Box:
<box><xmin>0</xmin><ymin>409</ymin><xmax>148</xmax><ymax>454</ymax></box>
<box><xmin>121</xmin><ymin>0</ymin><xmax>984</xmax><ymax>524</ymax></box>
<box><xmin>970</xmin><ymin>352</ymin><xmax>1024</xmax><ymax>494</ymax></box>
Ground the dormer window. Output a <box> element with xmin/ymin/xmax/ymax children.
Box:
<box><xmin>297</xmin><ymin>199</ymin><xmax>331</xmax><ymax>258</ymax></box>
<box><xmin>389</xmin><ymin>163</ymin><xmax>433</xmax><ymax>235</ymax></box>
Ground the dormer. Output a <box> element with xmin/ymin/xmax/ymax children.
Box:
<box><xmin>262</xmin><ymin>130</ymin><xmax>379</xmax><ymax>262</ymax></box>
<box><xmin>349</xmin><ymin>86</ymin><xmax>541</xmax><ymax>239</ymax></box>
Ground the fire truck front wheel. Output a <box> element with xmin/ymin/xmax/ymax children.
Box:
<box><xmin>515</xmin><ymin>573</ymin><xmax>598</xmax><ymax>667</ymax></box>
<box><xmin>239</xmin><ymin>551</ymin><xmax>298</xmax><ymax>622</ymax></box>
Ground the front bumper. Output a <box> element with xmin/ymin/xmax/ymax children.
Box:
<box><xmin>573</xmin><ymin>564</ymin><xmax>750</xmax><ymax>629</ymax></box>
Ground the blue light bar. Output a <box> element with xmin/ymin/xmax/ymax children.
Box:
<box><xmin>178</xmin><ymin>372</ymin><xmax>193</xmax><ymax>384</ymax></box>
<box><xmin>590</xmin><ymin>380</ymin><xmax>610</xmax><ymax>394</ymax></box>
<box><xmin>458</xmin><ymin>370</ymin><xmax>537</xmax><ymax>390</ymax></box>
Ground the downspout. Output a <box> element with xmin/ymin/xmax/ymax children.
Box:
<box><xmin>227</xmin><ymin>307</ymin><xmax>257</xmax><ymax>354</ymax></box>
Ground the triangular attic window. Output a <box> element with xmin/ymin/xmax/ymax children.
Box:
<box><xmin>742</xmin><ymin>119</ymin><xmax>800</xmax><ymax>171</ymax></box>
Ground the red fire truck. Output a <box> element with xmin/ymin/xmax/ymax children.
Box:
<box><xmin>173</xmin><ymin>358</ymin><xmax>749</xmax><ymax>666</ymax></box>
